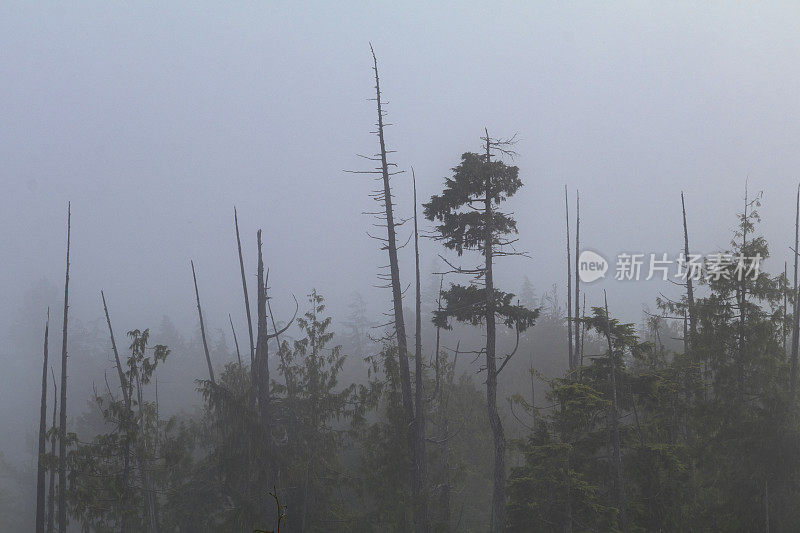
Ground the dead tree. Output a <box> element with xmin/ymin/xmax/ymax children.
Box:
<box><xmin>102</xmin><ymin>291</ymin><xmax>130</xmax><ymax>407</ymax></box>
<box><xmin>791</xmin><ymin>184</ymin><xmax>800</xmax><ymax>399</ymax></box>
<box><xmin>57</xmin><ymin>202</ymin><xmax>71</xmax><ymax>533</ymax></box>
<box><xmin>235</xmin><ymin>208</ymin><xmax>256</xmax><ymax>370</ymax></box>
<box><xmin>255</xmin><ymin>230</ymin><xmax>271</xmax><ymax>433</ymax></box>
<box><xmin>35</xmin><ymin>309</ymin><xmax>50</xmax><ymax>533</ymax></box>
<box><xmin>191</xmin><ymin>260</ymin><xmax>215</xmax><ymax>384</ymax></box>
<box><xmin>574</xmin><ymin>190</ymin><xmax>581</xmax><ymax>367</ymax></box>
<box><xmin>681</xmin><ymin>192</ymin><xmax>696</xmax><ymax>349</ymax></box>
<box><xmin>412</xmin><ymin>169</ymin><xmax>428</xmax><ymax>531</ymax></box>
<box><xmin>47</xmin><ymin>369</ymin><xmax>57</xmax><ymax>533</ymax></box>
<box><xmin>565</xmin><ymin>186</ymin><xmax>574</xmax><ymax>370</ymax></box>
<box><xmin>348</xmin><ymin>44</ymin><xmax>417</xmax><ymax>528</ymax></box>
<box><xmin>229</xmin><ymin>313</ymin><xmax>242</xmax><ymax>366</ymax></box>
<box><xmin>364</xmin><ymin>44</ymin><xmax>413</xmax><ymax>422</ymax></box>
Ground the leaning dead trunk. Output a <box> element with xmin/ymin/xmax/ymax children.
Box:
<box><xmin>369</xmin><ymin>45</ymin><xmax>413</xmax><ymax>425</ymax></box>
<box><xmin>102</xmin><ymin>291</ymin><xmax>130</xmax><ymax>407</ymax></box>
<box><xmin>35</xmin><ymin>309</ymin><xmax>50</xmax><ymax>533</ymax></box>
<box><xmin>229</xmin><ymin>313</ymin><xmax>242</xmax><ymax>366</ymax></box>
<box><xmin>191</xmin><ymin>260</ymin><xmax>216</xmax><ymax>384</ymax></box>
<box><xmin>234</xmin><ymin>208</ymin><xmax>256</xmax><ymax>407</ymax></box>
<box><xmin>57</xmin><ymin>202</ymin><xmax>71</xmax><ymax>533</ymax></box>
<box><xmin>412</xmin><ymin>170</ymin><xmax>428</xmax><ymax>532</ymax></box>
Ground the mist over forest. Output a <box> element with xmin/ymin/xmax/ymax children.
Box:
<box><xmin>4</xmin><ymin>3</ymin><xmax>800</xmax><ymax>532</ymax></box>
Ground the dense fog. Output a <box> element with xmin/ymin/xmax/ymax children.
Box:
<box><xmin>4</xmin><ymin>3</ymin><xmax>800</xmax><ymax>531</ymax></box>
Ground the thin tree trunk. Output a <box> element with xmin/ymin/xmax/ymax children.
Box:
<box><xmin>191</xmin><ymin>260</ymin><xmax>215</xmax><ymax>384</ymax></box>
<box><xmin>412</xmin><ymin>170</ymin><xmax>428</xmax><ymax>532</ymax></box>
<box><xmin>681</xmin><ymin>192</ymin><xmax>696</xmax><ymax>349</ymax></box>
<box><xmin>484</xmin><ymin>131</ymin><xmax>506</xmax><ymax>533</ymax></box>
<box><xmin>565</xmin><ymin>186</ymin><xmax>574</xmax><ymax>370</ymax></box>
<box><xmin>235</xmin><ymin>208</ymin><xmax>256</xmax><ymax>400</ymax></box>
<box><xmin>102</xmin><ymin>291</ymin><xmax>131</xmax><ymax>407</ymax></box>
<box><xmin>574</xmin><ymin>189</ymin><xmax>580</xmax><ymax>368</ymax></box>
<box><xmin>47</xmin><ymin>369</ymin><xmax>57</xmax><ymax>533</ymax></box>
<box><xmin>57</xmin><ymin>202</ymin><xmax>70</xmax><ymax>533</ymax></box>
<box><xmin>102</xmin><ymin>291</ymin><xmax>146</xmax><ymax>533</ymax></box>
<box><xmin>35</xmin><ymin>309</ymin><xmax>50</xmax><ymax>533</ymax></box>
<box><xmin>602</xmin><ymin>291</ymin><xmax>626</xmax><ymax>531</ymax></box>
<box><xmin>791</xmin><ymin>184</ymin><xmax>800</xmax><ymax>400</ymax></box>
<box><xmin>255</xmin><ymin>230</ymin><xmax>272</xmax><ymax>435</ymax></box>
<box><xmin>229</xmin><ymin>313</ymin><xmax>242</xmax><ymax>366</ymax></box>
<box><xmin>370</xmin><ymin>44</ymin><xmax>413</xmax><ymax>425</ymax></box>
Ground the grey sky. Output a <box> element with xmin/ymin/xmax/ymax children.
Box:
<box><xmin>3</xmin><ymin>1</ymin><xmax>800</xmax><ymax>372</ymax></box>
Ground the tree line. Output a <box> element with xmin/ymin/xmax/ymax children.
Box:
<box><xmin>27</xmin><ymin>46</ymin><xmax>800</xmax><ymax>533</ymax></box>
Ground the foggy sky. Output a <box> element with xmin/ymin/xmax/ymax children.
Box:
<box><xmin>4</xmin><ymin>2</ymin><xmax>800</xmax><ymax>456</ymax></box>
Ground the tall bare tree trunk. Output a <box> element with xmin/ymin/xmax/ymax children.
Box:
<box><xmin>791</xmin><ymin>184</ymin><xmax>800</xmax><ymax>400</ymax></box>
<box><xmin>191</xmin><ymin>260</ymin><xmax>215</xmax><ymax>384</ymax></box>
<box><xmin>484</xmin><ymin>132</ymin><xmax>506</xmax><ymax>533</ymax></box>
<box><xmin>102</xmin><ymin>292</ymin><xmax>130</xmax><ymax>408</ymax></box>
<box><xmin>35</xmin><ymin>309</ymin><xmax>50</xmax><ymax>533</ymax></box>
<box><xmin>369</xmin><ymin>44</ymin><xmax>413</xmax><ymax>423</ymax></box>
<box><xmin>47</xmin><ymin>370</ymin><xmax>57</xmax><ymax>533</ymax></box>
<box><xmin>234</xmin><ymin>209</ymin><xmax>256</xmax><ymax>388</ymax></box>
<box><xmin>57</xmin><ymin>202</ymin><xmax>71</xmax><ymax>533</ymax></box>
<box><xmin>574</xmin><ymin>190</ymin><xmax>580</xmax><ymax>369</ymax></box>
<box><xmin>412</xmin><ymin>170</ymin><xmax>428</xmax><ymax>532</ymax></box>
<box><xmin>681</xmin><ymin>192</ymin><xmax>696</xmax><ymax>349</ymax></box>
<box><xmin>565</xmin><ymin>186</ymin><xmax>574</xmax><ymax>370</ymax></box>
<box><xmin>229</xmin><ymin>313</ymin><xmax>242</xmax><ymax>366</ymax></box>
<box><xmin>603</xmin><ymin>291</ymin><xmax>626</xmax><ymax>531</ymax></box>
<box><xmin>255</xmin><ymin>230</ymin><xmax>272</xmax><ymax>435</ymax></box>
